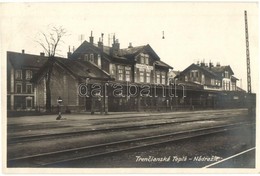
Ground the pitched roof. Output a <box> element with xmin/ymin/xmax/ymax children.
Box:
<box><xmin>118</xmin><ymin>45</ymin><xmax>146</xmax><ymax>56</ymax></box>
<box><xmin>32</xmin><ymin>57</ymin><xmax>113</xmax><ymax>83</ymax></box>
<box><xmin>70</xmin><ymin>41</ymin><xmax>172</xmax><ymax>69</ymax></box>
<box><xmin>119</xmin><ymin>45</ymin><xmax>173</xmax><ymax>69</ymax></box>
<box><xmin>69</xmin><ymin>41</ymin><xmax>103</xmax><ymax>60</ymax></box>
<box><xmin>119</xmin><ymin>44</ymin><xmax>161</xmax><ymax>61</ymax></box>
<box><xmin>211</xmin><ymin>65</ymin><xmax>234</xmax><ymax>75</ymax></box>
<box><xmin>174</xmin><ymin>80</ymin><xmax>204</xmax><ymax>90</ymax></box>
<box><xmin>181</xmin><ymin>63</ymin><xmax>236</xmax><ymax>80</ymax></box>
<box><xmin>7</xmin><ymin>51</ymin><xmax>48</xmax><ymax>69</ymax></box>
<box><xmin>155</xmin><ymin>60</ymin><xmax>173</xmax><ymax>69</ymax></box>
<box><xmin>231</xmin><ymin>75</ymin><xmax>239</xmax><ymax>81</ymax></box>
<box><xmin>236</xmin><ymin>86</ymin><xmax>246</xmax><ymax>92</ymax></box>
<box><xmin>181</xmin><ymin>64</ymin><xmax>221</xmax><ymax>79</ymax></box>
<box><xmin>55</xmin><ymin>58</ymin><xmax>111</xmax><ymax>80</ymax></box>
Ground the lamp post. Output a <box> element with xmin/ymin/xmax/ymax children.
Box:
<box><xmin>56</xmin><ymin>96</ymin><xmax>63</xmax><ymax>120</ymax></box>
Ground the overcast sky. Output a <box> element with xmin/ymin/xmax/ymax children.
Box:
<box><xmin>1</xmin><ymin>2</ymin><xmax>258</xmax><ymax>91</ymax></box>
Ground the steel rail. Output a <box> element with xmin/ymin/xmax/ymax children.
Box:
<box><xmin>8</xmin><ymin>109</ymin><xmax>247</xmax><ymax>127</ymax></box>
<box><xmin>7</xmin><ymin>122</ymin><xmax>253</xmax><ymax>167</ymax></box>
<box><xmin>8</xmin><ymin>114</ymin><xmax>246</xmax><ymax>144</ymax></box>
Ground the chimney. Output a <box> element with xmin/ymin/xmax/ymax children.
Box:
<box><xmin>22</xmin><ymin>49</ymin><xmax>25</xmax><ymax>54</ymax></box>
<box><xmin>67</xmin><ymin>46</ymin><xmax>72</xmax><ymax>58</ymax></box>
<box><xmin>128</xmin><ymin>42</ymin><xmax>133</xmax><ymax>48</ymax></box>
<box><xmin>209</xmin><ymin>61</ymin><xmax>214</xmax><ymax>69</ymax></box>
<box><xmin>216</xmin><ymin>62</ymin><xmax>220</xmax><ymax>67</ymax></box>
<box><xmin>89</xmin><ymin>31</ymin><xmax>94</xmax><ymax>44</ymax></box>
<box><xmin>40</xmin><ymin>52</ymin><xmax>45</xmax><ymax>56</ymax></box>
<box><xmin>111</xmin><ymin>37</ymin><xmax>120</xmax><ymax>55</ymax></box>
<box><xmin>98</xmin><ymin>38</ymin><xmax>103</xmax><ymax>51</ymax></box>
<box><xmin>200</xmin><ymin>61</ymin><xmax>205</xmax><ymax>67</ymax></box>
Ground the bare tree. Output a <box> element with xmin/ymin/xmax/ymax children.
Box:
<box><xmin>36</xmin><ymin>26</ymin><xmax>67</xmax><ymax>112</ymax></box>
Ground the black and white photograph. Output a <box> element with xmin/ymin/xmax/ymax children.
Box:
<box><xmin>1</xmin><ymin>2</ymin><xmax>259</xmax><ymax>174</ymax></box>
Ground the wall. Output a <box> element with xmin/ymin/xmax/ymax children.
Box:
<box><xmin>35</xmin><ymin>63</ymin><xmax>79</xmax><ymax>111</ymax></box>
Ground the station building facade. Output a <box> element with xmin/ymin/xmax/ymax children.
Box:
<box><xmin>7</xmin><ymin>33</ymin><xmax>174</xmax><ymax>113</ymax></box>
<box><xmin>65</xmin><ymin>34</ymin><xmax>174</xmax><ymax>112</ymax></box>
<box><xmin>178</xmin><ymin>62</ymin><xmax>238</xmax><ymax>91</ymax></box>
<box><xmin>7</xmin><ymin>33</ymin><xmax>251</xmax><ymax>114</ymax></box>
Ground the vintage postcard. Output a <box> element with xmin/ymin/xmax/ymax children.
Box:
<box><xmin>1</xmin><ymin>2</ymin><xmax>259</xmax><ymax>174</ymax></box>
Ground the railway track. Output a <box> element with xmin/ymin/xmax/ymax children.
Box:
<box><xmin>7</xmin><ymin>122</ymin><xmax>253</xmax><ymax>167</ymax></box>
<box><xmin>8</xmin><ymin>109</ymin><xmax>247</xmax><ymax>129</ymax></box>
<box><xmin>8</xmin><ymin>113</ymin><xmax>246</xmax><ymax>145</ymax></box>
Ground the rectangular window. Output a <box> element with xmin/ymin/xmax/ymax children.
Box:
<box><xmin>26</xmin><ymin>70</ymin><xmax>32</xmax><ymax>80</ymax></box>
<box><xmin>161</xmin><ymin>73</ymin><xmax>166</xmax><ymax>85</ymax></box>
<box><xmin>191</xmin><ymin>70</ymin><xmax>198</xmax><ymax>78</ymax></box>
<box><xmin>26</xmin><ymin>84</ymin><xmax>32</xmax><ymax>94</ymax></box>
<box><xmin>15</xmin><ymin>70</ymin><xmax>22</xmax><ymax>80</ymax></box>
<box><xmin>118</xmin><ymin>69</ymin><xmax>123</xmax><ymax>81</ymax></box>
<box><xmin>146</xmin><ymin>72</ymin><xmax>150</xmax><ymax>83</ymax></box>
<box><xmin>201</xmin><ymin>74</ymin><xmax>205</xmax><ymax>84</ymax></box>
<box><xmin>156</xmin><ymin>72</ymin><xmax>161</xmax><ymax>84</ymax></box>
<box><xmin>140</xmin><ymin>72</ymin><xmax>144</xmax><ymax>83</ymax></box>
<box><xmin>16</xmin><ymin>83</ymin><xmax>22</xmax><ymax>93</ymax></box>
<box><xmin>225</xmin><ymin>71</ymin><xmax>229</xmax><ymax>78</ymax></box>
<box><xmin>211</xmin><ymin>79</ymin><xmax>215</xmax><ymax>86</ymax></box>
<box><xmin>125</xmin><ymin>70</ymin><xmax>130</xmax><ymax>82</ymax></box>
<box><xmin>196</xmin><ymin>72</ymin><xmax>199</xmax><ymax>78</ymax></box>
<box><xmin>90</xmin><ymin>54</ymin><xmax>94</xmax><ymax>62</ymax></box>
<box><xmin>145</xmin><ymin>54</ymin><xmax>149</xmax><ymax>65</ymax></box>
<box><xmin>97</xmin><ymin>54</ymin><xmax>101</xmax><ymax>67</ymax></box>
<box><xmin>140</xmin><ymin>57</ymin><xmax>144</xmax><ymax>64</ymax></box>
<box><xmin>185</xmin><ymin>76</ymin><xmax>188</xmax><ymax>82</ymax></box>
<box><xmin>84</xmin><ymin>54</ymin><xmax>88</xmax><ymax>61</ymax></box>
<box><xmin>110</xmin><ymin>64</ymin><xmax>116</xmax><ymax>76</ymax></box>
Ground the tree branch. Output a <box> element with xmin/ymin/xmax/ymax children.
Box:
<box><xmin>36</xmin><ymin>25</ymin><xmax>67</xmax><ymax>58</ymax></box>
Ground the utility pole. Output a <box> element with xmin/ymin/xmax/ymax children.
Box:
<box><xmin>244</xmin><ymin>10</ymin><xmax>252</xmax><ymax>94</ymax></box>
<box><xmin>244</xmin><ymin>10</ymin><xmax>255</xmax><ymax>119</ymax></box>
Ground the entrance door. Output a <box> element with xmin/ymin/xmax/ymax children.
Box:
<box><xmin>26</xmin><ymin>97</ymin><xmax>32</xmax><ymax>109</ymax></box>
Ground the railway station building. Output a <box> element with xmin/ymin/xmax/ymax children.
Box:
<box><xmin>178</xmin><ymin>62</ymin><xmax>238</xmax><ymax>91</ymax></box>
<box><xmin>7</xmin><ymin>32</ymin><xmax>253</xmax><ymax>114</ymax></box>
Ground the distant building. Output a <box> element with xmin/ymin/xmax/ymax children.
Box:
<box><xmin>179</xmin><ymin>62</ymin><xmax>238</xmax><ymax>91</ymax></box>
<box><xmin>168</xmin><ymin>70</ymin><xmax>180</xmax><ymax>84</ymax></box>
<box><xmin>7</xmin><ymin>51</ymin><xmax>47</xmax><ymax>111</ymax></box>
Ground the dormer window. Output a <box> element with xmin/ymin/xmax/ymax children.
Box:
<box><xmin>144</xmin><ymin>55</ymin><xmax>149</xmax><ymax>65</ymax></box>
<box><xmin>84</xmin><ymin>54</ymin><xmax>88</xmax><ymax>61</ymax></box>
<box><xmin>90</xmin><ymin>54</ymin><xmax>94</xmax><ymax>62</ymax></box>
<box><xmin>190</xmin><ymin>70</ymin><xmax>199</xmax><ymax>78</ymax></box>
<box><xmin>140</xmin><ymin>56</ymin><xmax>144</xmax><ymax>64</ymax></box>
<box><xmin>224</xmin><ymin>71</ymin><xmax>229</xmax><ymax>78</ymax></box>
<box><xmin>139</xmin><ymin>53</ymin><xmax>149</xmax><ymax>65</ymax></box>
